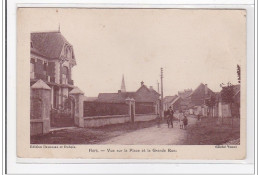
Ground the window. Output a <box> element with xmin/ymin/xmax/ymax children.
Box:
<box><xmin>61</xmin><ymin>66</ymin><xmax>69</xmax><ymax>84</ymax></box>
<box><xmin>43</xmin><ymin>61</ymin><xmax>47</xmax><ymax>71</ymax></box>
<box><xmin>30</xmin><ymin>41</ymin><xmax>33</xmax><ymax>48</ymax></box>
<box><xmin>62</xmin><ymin>66</ymin><xmax>69</xmax><ymax>75</ymax></box>
<box><xmin>30</xmin><ymin>58</ymin><xmax>35</xmax><ymax>63</ymax></box>
<box><xmin>65</xmin><ymin>46</ymin><xmax>72</xmax><ymax>59</ymax></box>
<box><xmin>30</xmin><ymin>63</ymin><xmax>34</xmax><ymax>73</ymax></box>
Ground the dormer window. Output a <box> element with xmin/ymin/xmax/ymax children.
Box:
<box><xmin>61</xmin><ymin>66</ymin><xmax>69</xmax><ymax>84</ymax></box>
<box><xmin>65</xmin><ymin>46</ymin><xmax>72</xmax><ymax>59</ymax></box>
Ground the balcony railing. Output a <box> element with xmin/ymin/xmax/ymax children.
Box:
<box><xmin>31</xmin><ymin>72</ymin><xmax>55</xmax><ymax>83</ymax></box>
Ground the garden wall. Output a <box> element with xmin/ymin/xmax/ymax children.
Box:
<box><xmin>84</xmin><ymin>114</ymin><xmax>157</xmax><ymax>128</ymax></box>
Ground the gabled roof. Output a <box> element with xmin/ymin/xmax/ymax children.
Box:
<box><xmin>97</xmin><ymin>84</ymin><xmax>159</xmax><ymax>103</ymax></box>
<box><xmin>31</xmin><ymin>79</ymin><xmax>51</xmax><ymax>90</ymax></box>
<box><xmin>189</xmin><ymin>83</ymin><xmax>215</xmax><ymax>97</ymax></box>
<box><xmin>98</xmin><ymin>92</ymin><xmax>135</xmax><ymax>103</ymax></box>
<box><xmin>178</xmin><ymin>89</ymin><xmax>192</xmax><ymax>98</ymax></box>
<box><xmin>164</xmin><ymin>95</ymin><xmax>178</xmax><ymax>104</ymax></box>
<box><xmin>136</xmin><ymin>84</ymin><xmax>160</xmax><ymax>95</ymax></box>
<box><xmin>233</xmin><ymin>84</ymin><xmax>240</xmax><ymax>95</ymax></box>
<box><xmin>218</xmin><ymin>84</ymin><xmax>240</xmax><ymax>102</ymax></box>
<box><xmin>31</xmin><ymin>31</ymin><xmax>75</xmax><ymax>60</ymax></box>
<box><xmin>171</xmin><ymin>96</ymin><xmax>181</xmax><ymax>105</ymax></box>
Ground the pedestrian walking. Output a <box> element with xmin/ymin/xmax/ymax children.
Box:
<box><xmin>166</xmin><ymin>106</ymin><xmax>174</xmax><ymax>128</ymax></box>
<box><xmin>157</xmin><ymin>113</ymin><xmax>161</xmax><ymax>128</ymax></box>
<box><xmin>179</xmin><ymin>111</ymin><xmax>184</xmax><ymax>129</ymax></box>
<box><xmin>183</xmin><ymin>115</ymin><xmax>188</xmax><ymax>129</ymax></box>
<box><xmin>196</xmin><ymin>112</ymin><xmax>202</xmax><ymax>127</ymax></box>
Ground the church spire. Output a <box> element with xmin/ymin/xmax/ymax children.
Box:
<box><xmin>121</xmin><ymin>75</ymin><xmax>126</xmax><ymax>92</ymax></box>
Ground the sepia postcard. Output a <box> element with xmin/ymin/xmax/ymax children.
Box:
<box><xmin>17</xmin><ymin>8</ymin><xmax>247</xmax><ymax>159</ymax></box>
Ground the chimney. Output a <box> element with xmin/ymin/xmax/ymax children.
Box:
<box><xmin>150</xmin><ymin>86</ymin><xmax>153</xmax><ymax>90</ymax></box>
<box><xmin>141</xmin><ymin>81</ymin><xmax>144</xmax><ymax>86</ymax></box>
<box><xmin>205</xmin><ymin>84</ymin><xmax>208</xmax><ymax>95</ymax></box>
<box><xmin>118</xmin><ymin>90</ymin><xmax>121</xmax><ymax>93</ymax></box>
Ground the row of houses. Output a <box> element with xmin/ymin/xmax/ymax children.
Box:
<box><xmin>163</xmin><ymin>83</ymin><xmax>240</xmax><ymax>118</ymax></box>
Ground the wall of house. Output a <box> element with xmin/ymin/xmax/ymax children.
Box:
<box><xmin>83</xmin><ymin>114</ymin><xmax>157</xmax><ymax>128</ymax></box>
<box><xmin>55</xmin><ymin>62</ymin><xmax>60</xmax><ymax>84</ymax></box>
<box><xmin>30</xmin><ymin>53</ymin><xmax>56</xmax><ymax>82</ymax></box>
<box><xmin>221</xmin><ymin>104</ymin><xmax>232</xmax><ymax>117</ymax></box>
<box><xmin>218</xmin><ymin>103</ymin><xmax>239</xmax><ymax>118</ymax></box>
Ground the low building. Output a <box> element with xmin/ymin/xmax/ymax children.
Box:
<box><xmin>217</xmin><ymin>84</ymin><xmax>240</xmax><ymax>117</ymax></box>
<box><xmin>188</xmin><ymin>83</ymin><xmax>216</xmax><ymax>116</ymax></box>
<box><xmin>163</xmin><ymin>95</ymin><xmax>178</xmax><ymax>111</ymax></box>
<box><xmin>97</xmin><ymin>79</ymin><xmax>160</xmax><ymax>115</ymax></box>
<box><xmin>170</xmin><ymin>83</ymin><xmax>217</xmax><ymax>116</ymax></box>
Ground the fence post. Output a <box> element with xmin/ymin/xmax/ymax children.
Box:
<box><xmin>69</xmin><ymin>87</ymin><xmax>85</xmax><ymax>127</ymax></box>
<box><xmin>131</xmin><ymin>98</ymin><xmax>135</xmax><ymax>123</ymax></box>
<box><xmin>125</xmin><ymin>97</ymin><xmax>131</xmax><ymax>122</ymax></box>
<box><xmin>31</xmin><ymin>79</ymin><xmax>51</xmax><ymax>135</ymax></box>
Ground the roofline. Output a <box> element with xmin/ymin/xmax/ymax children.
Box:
<box><xmin>136</xmin><ymin>84</ymin><xmax>160</xmax><ymax>95</ymax></box>
<box><xmin>170</xmin><ymin>96</ymin><xmax>181</xmax><ymax>106</ymax></box>
<box><xmin>31</xmin><ymin>49</ymin><xmax>60</xmax><ymax>60</ymax></box>
<box><xmin>31</xmin><ymin>30</ymin><xmax>60</xmax><ymax>34</ymax></box>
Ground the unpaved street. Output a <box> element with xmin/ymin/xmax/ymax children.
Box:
<box><xmin>101</xmin><ymin>117</ymin><xmax>197</xmax><ymax>145</ymax></box>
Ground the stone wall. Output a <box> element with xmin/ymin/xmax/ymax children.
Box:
<box><xmin>134</xmin><ymin>114</ymin><xmax>157</xmax><ymax>122</ymax></box>
<box><xmin>83</xmin><ymin>114</ymin><xmax>157</xmax><ymax>128</ymax></box>
<box><xmin>30</xmin><ymin>120</ymin><xmax>43</xmax><ymax>136</ymax></box>
<box><xmin>84</xmin><ymin>115</ymin><xmax>129</xmax><ymax>128</ymax></box>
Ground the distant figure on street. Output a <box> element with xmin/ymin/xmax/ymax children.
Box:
<box><xmin>157</xmin><ymin>114</ymin><xmax>161</xmax><ymax>128</ymax></box>
<box><xmin>183</xmin><ymin>115</ymin><xmax>188</xmax><ymax>129</ymax></box>
<box><xmin>197</xmin><ymin>114</ymin><xmax>201</xmax><ymax>121</ymax></box>
<box><xmin>196</xmin><ymin>113</ymin><xmax>202</xmax><ymax>126</ymax></box>
<box><xmin>166</xmin><ymin>106</ymin><xmax>174</xmax><ymax>128</ymax></box>
<box><xmin>179</xmin><ymin>111</ymin><xmax>184</xmax><ymax>129</ymax></box>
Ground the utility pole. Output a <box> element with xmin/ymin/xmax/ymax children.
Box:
<box><xmin>160</xmin><ymin>68</ymin><xmax>164</xmax><ymax>119</ymax></box>
<box><xmin>157</xmin><ymin>80</ymin><xmax>160</xmax><ymax>93</ymax></box>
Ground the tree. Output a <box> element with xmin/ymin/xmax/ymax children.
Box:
<box><xmin>221</xmin><ymin>82</ymin><xmax>234</xmax><ymax>104</ymax></box>
<box><xmin>220</xmin><ymin>82</ymin><xmax>234</xmax><ymax>127</ymax></box>
<box><xmin>205</xmin><ymin>95</ymin><xmax>216</xmax><ymax>117</ymax></box>
<box><xmin>237</xmin><ymin>64</ymin><xmax>241</xmax><ymax>83</ymax></box>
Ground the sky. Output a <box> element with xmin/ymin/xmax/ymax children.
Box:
<box><xmin>22</xmin><ymin>8</ymin><xmax>246</xmax><ymax>97</ymax></box>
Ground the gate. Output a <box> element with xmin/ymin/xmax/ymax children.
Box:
<box><xmin>50</xmin><ymin>95</ymin><xmax>75</xmax><ymax>128</ymax></box>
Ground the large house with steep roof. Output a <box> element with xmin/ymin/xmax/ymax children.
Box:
<box><xmin>30</xmin><ymin>31</ymin><xmax>76</xmax><ymax>109</ymax></box>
